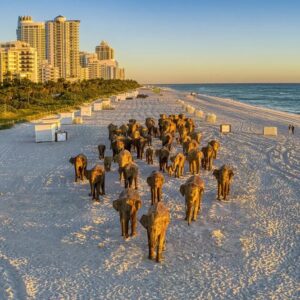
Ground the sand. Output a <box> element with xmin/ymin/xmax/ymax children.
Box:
<box><xmin>0</xmin><ymin>89</ymin><xmax>299</xmax><ymax>299</ymax></box>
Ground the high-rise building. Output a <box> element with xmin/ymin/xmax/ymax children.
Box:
<box><xmin>45</xmin><ymin>15</ymin><xmax>80</xmax><ymax>80</ymax></box>
<box><xmin>40</xmin><ymin>60</ymin><xmax>59</xmax><ymax>83</ymax></box>
<box><xmin>0</xmin><ymin>41</ymin><xmax>38</xmax><ymax>83</ymax></box>
<box><xmin>16</xmin><ymin>16</ymin><xmax>45</xmax><ymax>81</ymax></box>
<box><xmin>95</xmin><ymin>41</ymin><xmax>115</xmax><ymax>61</ymax></box>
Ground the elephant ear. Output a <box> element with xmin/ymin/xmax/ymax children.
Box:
<box><xmin>69</xmin><ymin>157</ymin><xmax>75</xmax><ymax>164</ymax></box>
<box><xmin>229</xmin><ymin>170</ymin><xmax>234</xmax><ymax>180</ymax></box>
<box><xmin>146</xmin><ymin>176</ymin><xmax>152</xmax><ymax>186</ymax></box>
<box><xmin>212</xmin><ymin>169</ymin><xmax>219</xmax><ymax>179</ymax></box>
<box><xmin>113</xmin><ymin>199</ymin><xmax>122</xmax><ymax>211</ymax></box>
<box><xmin>179</xmin><ymin>184</ymin><xmax>185</xmax><ymax>196</ymax></box>
<box><xmin>140</xmin><ymin>215</ymin><xmax>148</xmax><ymax>229</ymax></box>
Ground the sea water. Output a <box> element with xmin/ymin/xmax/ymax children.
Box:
<box><xmin>156</xmin><ymin>84</ymin><xmax>300</xmax><ymax>115</ymax></box>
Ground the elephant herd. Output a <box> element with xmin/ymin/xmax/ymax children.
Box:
<box><xmin>69</xmin><ymin>113</ymin><xmax>234</xmax><ymax>262</ymax></box>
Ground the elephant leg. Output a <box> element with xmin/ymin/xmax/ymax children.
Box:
<box><xmin>151</xmin><ymin>188</ymin><xmax>154</xmax><ymax>205</ymax></box>
<box><xmin>120</xmin><ymin>216</ymin><xmax>125</xmax><ymax>236</ymax></box>
<box><xmin>224</xmin><ymin>183</ymin><xmax>229</xmax><ymax>200</ymax></box>
<box><xmin>148</xmin><ymin>232</ymin><xmax>155</xmax><ymax>260</ymax></box>
<box><xmin>125</xmin><ymin>217</ymin><xmax>129</xmax><ymax>239</ymax></box>
<box><xmin>75</xmin><ymin>166</ymin><xmax>79</xmax><ymax>182</ymax></box>
<box><xmin>95</xmin><ymin>182</ymin><xmax>100</xmax><ymax>201</ymax></box>
<box><xmin>217</xmin><ymin>183</ymin><xmax>221</xmax><ymax>200</ymax></box>
<box><xmin>158</xmin><ymin>188</ymin><xmax>162</xmax><ymax>202</ymax></box>
<box><xmin>156</xmin><ymin>234</ymin><xmax>164</xmax><ymax>262</ymax></box>
<box><xmin>101</xmin><ymin>176</ymin><xmax>105</xmax><ymax>195</ymax></box>
<box><xmin>209</xmin><ymin>158</ymin><xmax>213</xmax><ymax>171</ymax></box>
<box><xmin>130</xmin><ymin>212</ymin><xmax>137</xmax><ymax>236</ymax></box>
<box><xmin>193</xmin><ymin>201</ymin><xmax>199</xmax><ymax>221</ymax></box>
<box><xmin>89</xmin><ymin>180</ymin><xmax>93</xmax><ymax>197</ymax></box>
<box><xmin>134</xmin><ymin>176</ymin><xmax>138</xmax><ymax>190</ymax></box>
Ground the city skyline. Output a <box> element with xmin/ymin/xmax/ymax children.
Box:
<box><xmin>0</xmin><ymin>0</ymin><xmax>300</xmax><ymax>83</ymax></box>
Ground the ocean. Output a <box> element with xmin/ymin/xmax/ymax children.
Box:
<box><xmin>155</xmin><ymin>84</ymin><xmax>300</xmax><ymax>115</ymax></box>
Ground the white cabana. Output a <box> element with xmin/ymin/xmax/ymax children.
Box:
<box><xmin>35</xmin><ymin>123</ymin><xmax>56</xmax><ymax>142</ymax></box>
<box><xmin>60</xmin><ymin>112</ymin><xmax>74</xmax><ymax>125</ymax></box>
<box><xmin>263</xmin><ymin>127</ymin><xmax>277</xmax><ymax>136</ymax></box>
<box><xmin>220</xmin><ymin>124</ymin><xmax>231</xmax><ymax>133</ymax></box>
<box><xmin>73</xmin><ymin>117</ymin><xmax>83</xmax><ymax>124</ymax></box>
<box><xmin>102</xmin><ymin>99</ymin><xmax>111</xmax><ymax>109</ymax></box>
<box><xmin>93</xmin><ymin>101</ymin><xmax>103</xmax><ymax>111</ymax></box>
<box><xmin>194</xmin><ymin>110</ymin><xmax>204</xmax><ymax>118</ymax></box>
<box><xmin>187</xmin><ymin>106</ymin><xmax>195</xmax><ymax>114</ymax></box>
<box><xmin>80</xmin><ymin>106</ymin><xmax>92</xmax><ymax>117</ymax></box>
<box><xmin>205</xmin><ymin>113</ymin><xmax>217</xmax><ymax>124</ymax></box>
<box><xmin>42</xmin><ymin>118</ymin><xmax>61</xmax><ymax>130</ymax></box>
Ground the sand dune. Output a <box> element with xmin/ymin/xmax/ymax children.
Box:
<box><xmin>0</xmin><ymin>89</ymin><xmax>299</xmax><ymax>299</ymax></box>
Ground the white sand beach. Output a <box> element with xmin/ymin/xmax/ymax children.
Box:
<box><xmin>0</xmin><ymin>88</ymin><xmax>299</xmax><ymax>299</ymax></box>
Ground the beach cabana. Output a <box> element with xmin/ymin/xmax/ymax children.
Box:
<box><xmin>206</xmin><ymin>113</ymin><xmax>217</xmax><ymax>124</ymax></box>
<box><xmin>42</xmin><ymin>117</ymin><xmax>61</xmax><ymax>130</ymax></box>
<box><xmin>102</xmin><ymin>99</ymin><xmax>111</xmax><ymax>109</ymax></box>
<box><xmin>60</xmin><ymin>112</ymin><xmax>75</xmax><ymax>125</ymax></box>
<box><xmin>73</xmin><ymin>117</ymin><xmax>83</xmax><ymax>124</ymax></box>
<box><xmin>220</xmin><ymin>124</ymin><xmax>231</xmax><ymax>133</ymax></box>
<box><xmin>35</xmin><ymin>123</ymin><xmax>56</xmax><ymax>142</ymax></box>
<box><xmin>93</xmin><ymin>101</ymin><xmax>103</xmax><ymax>111</ymax></box>
<box><xmin>194</xmin><ymin>110</ymin><xmax>204</xmax><ymax>118</ymax></box>
<box><xmin>80</xmin><ymin>106</ymin><xmax>92</xmax><ymax>117</ymax></box>
<box><xmin>263</xmin><ymin>127</ymin><xmax>277</xmax><ymax>136</ymax></box>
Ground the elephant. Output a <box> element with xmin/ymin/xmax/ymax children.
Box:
<box><xmin>108</xmin><ymin>123</ymin><xmax>118</xmax><ymax>141</ymax></box>
<box><xmin>183</xmin><ymin>139</ymin><xmax>199</xmax><ymax>155</ymax></box>
<box><xmin>136</xmin><ymin>137</ymin><xmax>147</xmax><ymax>159</ymax></box>
<box><xmin>152</xmin><ymin>126</ymin><xmax>160</xmax><ymax>138</ymax></box>
<box><xmin>180</xmin><ymin>175</ymin><xmax>205</xmax><ymax>225</ymax></box>
<box><xmin>140</xmin><ymin>202</ymin><xmax>170</xmax><ymax>262</ymax></box>
<box><xmin>145</xmin><ymin>117</ymin><xmax>156</xmax><ymax>136</ymax></box>
<box><xmin>119</xmin><ymin>124</ymin><xmax>129</xmax><ymax>136</ymax></box>
<box><xmin>113</xmin><ymin>188</ymin><xmax>142</xmax><ymax>238</ymax></box>
<box><xmin>98</xmin><ymin>144</ymin><xmax>106</xmax><ymax>160</ymax></box>
<box><xmin>115</xmin><ymin>149</ymin><xmax>133</xmax><ymax>182</ymax></box>
<box><xmin>155</xmin><ymin>147</ymin><xmax>170</xmax><ymax>172</ymax></box>
<box><xmin>128</xmin><ymin>122</ymin><xmax>140</xmax><ymax>137</ymax></box>
<box><xmin>111</xmin><ymin>138</ymin><xmax>125</xmax><ymax>158</ymax></box>
<box><xmin>186</xmin><ymin>149</ymin><xmax>203</xmax><ymax>175</ymax></box>
<box><xmin>158</xmin><ymin>114</ymin><xmax>167</xmax><ymax>132</ymax></box>
<box><xmin>213</xmin><ymin>165</ymin><xmax>234</xmax><ymax>201</ymax></box>
<box><xmin>69</xmin><ymin>154</ymin><xmax>87</xmax><ymax>182</ymax></box>
<box><xmin>84</xmin><ymin>165</ymin><xmax>105</xmax><ymax>201</ymax></box>
<box><xmin>161</xmin><ymin>119</ymin><xmax>176</xmax><ymax>136</ymax></box>
<box><xmin>147</xmin><ymin>171</ymin><xmax>165</xmax><ymax>205</ymax></box>
<box><xmin>185</xmin><ymin>118</ymin><xmax>195</xmax><ymax>134</ymax></box>
<box><xmin>201</xmin><ymin>144</ymin><xmax>214</xmax><ymax>171</ymax></box>
<box><xmin>189</xmin><ymin>131</ymin><xmax>202</xmax><ymax>144</ymax></box>
<box><xmin>146</xmin><ymin>134</ymin><xmax>152</xmax><ymax>146</ymax></box>
<box><xmin>161</xmin><ymin>132</ymin><xmax>173</xmax><ymax>149</ymax></box>
<box><xmin>166</xmin><ymin>165</ymin><xmax>174</xmax><ymax>176</ymax></box>
<box><xmin>123</xmin><ymin>137</ymin><xmax>133</xmax><ymax>152</ymax></box>
<box><xmin>146</xmin><ymin>147</ymin><xmax>154</xmax><ymax>165</ymax></box>
<box><xmin>209</xmin><ymin>140</ymin><xmax>220</xmax><ymax>159</ymax></box>
<box><xmin>104</xmin><ymin>156</ymin><xmax>112</xmax><ymax>172</ymax></box>
<box><xmin>140</xmin><ymin>127</ymin><xmax>149</xmax><ymax>138</ymax></box>
<box><xmin>170</xmin><ymin>152</ymin><xmax>185</xmax><ymax>177</ymax></box>
<box><xmin>123</xmin><ymin>162</ymin><xmax>139</xmax><ymax>189</ymax></box>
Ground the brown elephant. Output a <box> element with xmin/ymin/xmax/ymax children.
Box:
<box><xmin>209</xmin><ymin>140</ymin><xmax>220</xmax><ymax>159</ymax></box>
<box><xmin>189</xmin><ymin>131</ymin><xmax>202</xmax><ymax>144</ymax></box>
<box><xmin>84</xmin><ymin>165</ymin><xmax>105</xmax><ymax>201</ymax></box>
<box><xmin>111</xmin><ymin>138</ymin><xmax>125</xmax><ymax>158</ymax></box>
<box><xmin>183</xmin><ymin>139</ymin><xmax>199</xmax><ymax>155</ymax></box>
<box><xmin>201</xmin><ymin>144</ymin><xmax>214</xmax><ymax>171</ymax></box>
<box><xmin>108</xmin><ymin>123</ymin><xmax>118</xmax><ymax>141</ymax></box>
<box><xmin>161</xmin><ymin>119</ymin><xmax>176</xmax><ymax>136</ymax></box>
<box><xmin>213</xmin><ymin>165</ymin><xmax>234</xmax><ymax>201</ymax></box>
<box><xmin>98</xmin><ymin>144</ymin><xmax>106</xmax><ymax>160</ymax></box>
<box><xmin>185</xmin><ymin>118</ymin><xmax>195</xmax><ymax>134</ymax></box>
<box><xmin>69</xmin><ymin>154</ymin><xmax>87</xmax><ymax>182</ymax></box>
<box><xmin>170</xmin><ymin>152</ymin><xmax>185</xmax><ymax>177</ymax></box>
<box><xmin>180</xmin><ymin>175</ymin><xmax>205</xmax><ymax>225</ymax></box>
<box><xmin>140</xmin><ymin>202</ymin><xmax>170</xmax><ymax>262</ymax></box>
<box><xmin>113</xmin><ymin>189</ymin><xmax>142</xmax><ymax>238</ymax></box>
<box><xmin>135</xmin><ymin>137</ymin><xmax>147</xmax><ymax>159</ymax></box>
<box><xmin>119</xmin><ymin>124</ymin><xmax>129</xmax><ymax>136</ymax></box>
<box><xmin>161</xmin><ymin>132</ymin><xmax>173</xmax><ymax>149</ymax></box>
<box><xmin>115</xmin><ymin>150</ymin><xmax>133</xmax><ymax>182</ymax></box>
<box><xmin>155</xmin><ymin>147</ymin><xmax>170</xmax><ymax>172</ymax></box>
<box><xmin>147</xmin><ymin>171</ymin><xmax>165</xmax><ymax>205</ymax></box>
<box><xmin>145</xmin><ymin>117</ymin><xmax>156</xmax><ymax>136</ymax></box>
<box><xmin>104</xmin><ymin>156</ymin><xmax>112</xmax><ymax>171</ymax></box>
<box><xmin>123</xmin><ymin>162</ymin><xmax>139</xmax><ymax>189</ymax></box>
<box><xmin>187</xmin><ymin>149</ymin><xmax>203</xmax><ymax>175</ymax></box>
<box><xmin>145</xmin><ymin>147</ymin><xmax>154</xmax><ymax>165</ymax></box>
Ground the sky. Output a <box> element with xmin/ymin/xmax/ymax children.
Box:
<box><xmin>0</xmin><ymin>0</ymin><xmax>300</xmax><ymax>84</ymax></box>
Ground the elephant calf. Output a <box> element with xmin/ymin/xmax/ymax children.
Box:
<box><xmin>147</xmin><ymin>171</ymin><xmax>165</xmax><ymax>205</ymax></box>
<box><xmin>180</xmin><ymin>175</ymin><xmax>205</xmax><ymax>225</ymax></box>
<box><xmin>113</xmin><ymin>189</ymin><xmax>142</xmax><ymax>238</ymax></box>
<box><xmin>209</xmin><ymin>140</ymin><xmax>220</xmax><ymax>159</ymax></box>
<box><xmin>201</xmin><ymin>144</ymin><xmax>214</xmax><ymax>171</ymax></box>
<box><xmin>84</xmin><ymin>165</ymin><xmax>105</xmax><ymax>201</ymax></box>
<box><xmin>170</xmin><ymin>152</ymin><xmax>185</xmax><ymax>178</ymax></box>
<box><xmin>187</xmin><ymin>149</ymin><xmax>203</xmax><ymax>175</ymax></box>
<box><xmin>146</xmin><ymin>147</ymin><xmax>154</xmax><ymax>165</ymax></box>
<box><xmin>155</xmin><ymin>147</ymin><xmax>170</xmax><ymax>173</ymax></box>
<box><xmin>98</xmin><ymin>144</ymin><xmax>106</xmax><ymax>160</ymax></box>
<box><xmin>104</xmin><ymin>156</ymin><xmax>112</xmax><ymax>171</ymax></box>
<box><xmin>140</xmin><ymin>202</ymin><xmax>170</xmax><ymax>262</ymax></box>
<box><xmin>69</xmin><ymin>154</ymin><xmax>87</xmax><ymax>182</ymax></box>
<box><xmin>123</xmin><ymin>162</ymin><xmax>139</xmax><ymax>190</ymax></box>
<box><xmin>213</xmin><ymin>165</ymin><xmax>234</xmax><ymax>201</ymax></box>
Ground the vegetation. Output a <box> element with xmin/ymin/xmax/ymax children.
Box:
<box><xmin>0</xmin><ymin>78</ymin><xmax>140</xmax><ymax>128</ymax></box>
<box><xmin>152</xmin><ymin>87</ymin><xmax>161</xmax><ymax>94</ymax></box>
